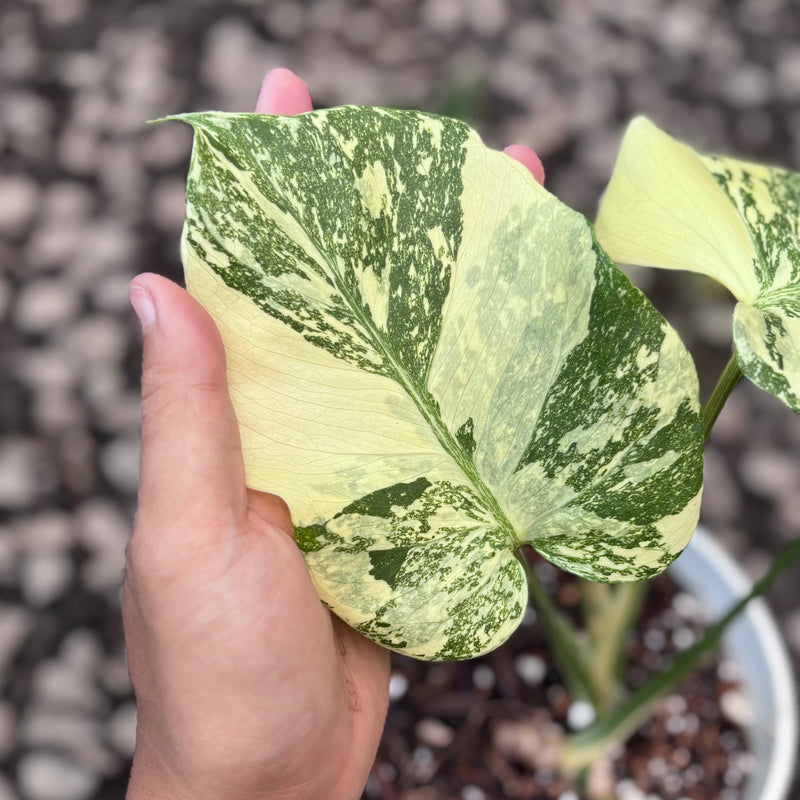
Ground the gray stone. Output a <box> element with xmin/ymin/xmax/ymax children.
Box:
<box><xmin>42</xmin><ymin>181</ymin><xmax>94</xmax><ymax>222</ymax></box>
<box><xmin>99</xmin><ymin>435</ymin><xmax>141</xmax><ymax>495</ymax></box>
<box><xmin>75</xmin><ymin>500</ymin><xmax>130</xmax><ymax>553</ymax></box>
<box><xmin>0</xmin><ymin>607</ymin><xmax>34</xmax><ymax>674</ymax></box>
<box><xmin>31</xmin><ymin>659</ymin><xmax>106</xmax><ymax>713</ymax></box>
<box><xmin>490</xmin><ymin>56</ymin><xmax>552</xmax><ymax>109</ymax></box>
<box><xmin>776</xmin><ymin>46</ymin><xmax>800</xmax><ymax>100</ymax></box>
<box><xmin>341</xmin><ymin>7</ymin><xmax>385</xmax><ymax>50</ymax></box>
<box><xmin>70</xmin><ymin>219</ymin><xmax>136</xmax><ymax>287</ymax></box>
<box><xmin>99</xmin><ymin>651</ymin><xmax>133</xmax><ymax>697</ymax></box>
<box><xmin>0</xmin><ymin>774</ymin><xmax>18</xmax><ymax>800</ymax></box>
<box><xmin>83</xmin><ymin>545</ymin><xmax>126</xmax><ymax>593</ymax></box>
<box><xmin>61</xmin><ymin>629</ymin><xmax>103</xmax><ymax>671</ymax></box>
<box><xmin>25</xmin><ymin>219</ymin><xmax>86</xmax><ymax>271</ymax></box>
<box><xmin>691</xmin><ymin>299</ymin><xmax>737</xmax><ymax>347</ymax></box>
<box><xmin>150</xmin><ymin>177</ymin><xmax>189</xmax><ymax>233</ymax></box>
<box><xmin>0</xmin><ymin>437</ymin><xmax>54</xmax><ymax>509</ymax></box>
<box><xmin>264</xmin><ymin>2</ymin><xmax>307</xmax><ymax>41</ymax></box>
<box><xmin>90</xmin><ymin>271</ymin><xmax>135</xmax><ymax>314</ymax></box>
<box><xmin>739</xmin><ymin>447</ymin><xmax>800</xmax><ymax>499</ymax></box>
<box><xmin>421</xmin><ymin>0</ymin><xmax>465</xmax><ymax>34</ymax></box>
<box><xmin>14</xmin><ymin>511</ymin><xmax>73</xmax><ymax>553</ymax></box>
<box><xmin>515</xmin><ymin>653</ymin><xmax>546</xmax><ymax>686</ymax></box>
<box><xmin>568</xmin><ymin>78</ymin><xmax>618</xmax><ymax>132</ymax></box>
<box><xmin>415</xmin><ymin>717</ymin><xmax>454</xmax><ymax>748</ymax></box>
<box><xmin>0</xmin><ymin>176</ymin><xmax>39</xmax><ymax>237</ymax></box>
<box><xmin>21</xmin><ymin>552</ymin><xmax>74</xmax><ymax>607</ymax></box>
<box><xmin>0</xmin><ymin>17</ymin><xmax>40</xmax><ymax>81</ymax></box>
<box><xmin>576</xmin><ymin>126</ymin><xmax>620</xmax><ymax>180</ymax></box>
<box><xmin>1</xmin><ymin>92</ymin><xmax>52</xmax><ymax>164</ymax></box>
<box><xmin>201</xmin><ymin>20</ymin><xmax>288</xmax><ymax>111</ymax></box>
<box><xmin>56</xmin><ymin>124</ymin><xmax>100</xmax><ymax>175</ymax></box>
<box><xmin>722</xmin><ymin>63</ymin><xmax>773</xmax><ymax>108</ymax></box>
<box><xmin>720</xmin><ymin>688</ymin><xmax>753</xmax><ymax>727</ymax></box>
<box><xmin>20</xmin><ymin>710</ymin><xmax>118</xmax><ymax>775</ymax></box>
<box><xmin>704</xmin><ymin>23</ymin><xmax>744</xmax><ymax>69</ymax></box>
<box><xmin>97</xmin><ymin>143</ymin><xmax>145</xmax><ymax>215</ymax></box>
<box><xmin>108</xmin><ymin>29</ymin><xmax>175</xmax><ymax>129</ymax></box>
<box><xmin>502</xmin><ymin>105</ymin><xmax>568</xmax><ymax>160</ymax></box>
<box><xmin>0</xmin><ymin>276</ymin><xmax>10</xmax><ymax>321</ymax></box>
<box><xmin>701</xmin><ymin>448</ymin><xmax>742</xmax><ymax>524</ymax></box>
<box><xmin>56</xmin><ymin>52</ymin><xmax>107</xmax><ymax>90</ymax></box>
<box><xmin>13</xmin><ymin>347</ymin><xmax>77</xmax><ymax>391</ymax></box>
<box><xmin>65</xmin><ymin>315</ymin><xmax>127</xmax><ymax>368</ymax></box>
<box><xmin>58</xmin><ymin>430</ymin><xmax>97</xmax><ymax>496</ymax></box>
<box><xmin>0</xmin><ymin>527</ymin><xmax>18</xmax><ymax>586</ymax></box>
<box><xmin>107</xmin><ymin>702</ymin><xmax>137</xmax><ymax>758</ymax></box>
<box><xmin>708</xmin><ymin>391</ymin><xmax>750</xmax><ymax>445</ymax></box>
<box><xmin>655</xmin><ymin>5</ymin><xmax>709</xmax><ymax>56</ymax></box>
<box><xmin>92</xmin><ymin>389</ymin><xmax>142</xmax><ymax>434</ymax></box>
<box><xmin>70</xmin><ymin>88</ymin><xmax>109</xmax><ymax>129</ymax></box>
<box><xmin>140</xmin><ymin>123</ymin><xmax>193</xmax><ymax>170</ymax></box>
<box><xmin>388</xmin><ymin>672</ymin><xmax>408</xmax><ymax>701</ymax></box>
<box><xmin>14</xmin><ymin>279</ymin><xmax>81</xmax><ymax>334</ymax></box>
<box><xmin>33</xmin><ymin>389</ymin><xmax>86</xmax><ymax>432</ymax></box>
<box><xmin>302</xmin><ymin>42</ymin><xmax>388</xmax><ymax>107</ymax></box>
<box><xmin>735</xmin><ymin>110</ymin><xmax>775</xmax><ymax>150</ymax></box>
<box><xmin>76</xmin><ymin>500</ymin><xmax>130</xmax><ymax>592</ymax></box>
<box><xmin>465</xmin><ymin>0</ymin><xmax>508</xmax><ymax>37</ymax></box>
<box><xmin>17</xmin><ymin>753</ymin><xmax>98</xmax><ymax>800</ymax></box>
<box><xmin>308</xmin><ymin>0</ymin><xmax>348</xmax><ymax>35</ymax></box>
<box><xmin>35</xmin><ymin>0</ymin><xmax>88</xmax><ymax>28</ymax></box>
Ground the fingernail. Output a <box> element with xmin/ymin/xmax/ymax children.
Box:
<box><xmin>129</xmin><ymin>284</ymin><xmax>156</xmax><ymax>329</ymax></box>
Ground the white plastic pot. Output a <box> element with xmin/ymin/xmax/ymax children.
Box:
<box><xmin>668</xmin><ymin>526</ymin><xmax>798</xmax><ymax>800</ymax></box>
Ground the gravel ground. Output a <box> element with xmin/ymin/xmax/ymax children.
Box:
<box><xmin>2</xmin><ymin>1</ymin><xmax>800</xmax><ymax>798</ymax></box>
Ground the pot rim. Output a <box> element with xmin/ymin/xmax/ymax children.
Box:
<box><xmin>669</xmin><ymin>525</ymin><xmax>798</xmax><ymax>800</ymax></box>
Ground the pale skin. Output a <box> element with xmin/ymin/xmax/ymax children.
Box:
<box><xmin>124</xmin><ymin>68</ymin><xmax>544</xmax><ymax>800</ymax></box>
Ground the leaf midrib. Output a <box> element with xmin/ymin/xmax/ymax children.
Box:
<box><xmin>299</xmin><ymin>220</ymin><xmax>520</xmax><ymax>550</ymax></box>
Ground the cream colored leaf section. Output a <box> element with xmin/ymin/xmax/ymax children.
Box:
<box><xmin>429</xmin><ymin>144</ymin><xmax>594</xmax><ymax>490</ymax></box>
<box><xmin>595</xmin><ymin>116</ymin><xmax>758</xmax><ymax>302</ymax></box>
<box><xmin>186</xmin><ymin>255</ymin><xmax>464</xmax><ymax>522</ymax></box>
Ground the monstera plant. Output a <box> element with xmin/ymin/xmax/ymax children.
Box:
<box><xmin>170</xmin><ymin>107</ymin><xmax>800</xmax><ymax>784</ymax></box>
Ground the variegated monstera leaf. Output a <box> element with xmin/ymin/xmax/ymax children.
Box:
<box><xmin>596</xmin><ymin>116</ymin><xmax>800</xmax><ymax>413</ymax></box>
<box><xmin>176</xmin><ymin>107</ymin><xmax>702</xmax><ymax>660</ymax></box>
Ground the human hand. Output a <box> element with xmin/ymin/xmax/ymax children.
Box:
<box><xmin>123</xmin><ymin>70</ymin><xmax>390</xmax><ymax>800</ymax></box>
<box><xmin>123</xmin><ymin>68</ymin><xmax>545</xmax><ymax>800</ymax></box>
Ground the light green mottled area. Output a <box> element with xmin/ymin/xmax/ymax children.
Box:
<box><xmin>177</xmin><ymin>107</ymin><xmax>703</xmax><ymax>659</ymax></box>
<box><xmin>733</xmin><ymin>304</ymin><xmax>800</xmax><ymax>411</ymax></box>
<box><xmin>596</xmin><ymin>116</ymin><xmax>800</xmax><ymax>413</ymax></box>
<box><xmin>702</xmin><ymin>156</ymin><xmax>800</xmax><ymax>300</ymax></box>
<box><xmin>298</xmin><ymin>479</ymin><xmax>526</xmax><ymax>660</ymax></box>
<box><xmin>705</xmin><ymin>158</ymin><xmax>800</xmax><ymax>410</ymax></box>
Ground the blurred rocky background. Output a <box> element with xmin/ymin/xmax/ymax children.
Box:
<box><xmin>2</xmin><ymin>0</ymin><xmax>800</xmax><ymax>798</ymax></box>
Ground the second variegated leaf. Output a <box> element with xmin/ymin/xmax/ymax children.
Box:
<box><xmin>595</xmin><ymin>117</ymin><xmax>800</xmax><ymax>413</ymax></box>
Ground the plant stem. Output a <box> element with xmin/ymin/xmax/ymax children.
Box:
<box><xmin>562</xmin><ymin>536</ymin><xmax>800</xmax><ymax>770</ymax></box>
<box><xmin>702</xmin><ymin>354</ymin><xmax>742</xmax><ymax>441</ymax></box>
<box><xmin>517</xmin><ymin>550</ymin><xmax>594</xmax><ymax>703</ymax></box>
<box><xmin>581</xmin><ymin>579</ymin><xmax>647</xmax><ymax>714</ymax></box>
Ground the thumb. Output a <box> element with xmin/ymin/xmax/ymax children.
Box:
<box><xmin>130</xmin><ymin>273</ymin><xmax>246</xmax><ymax>546</ymax></box>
